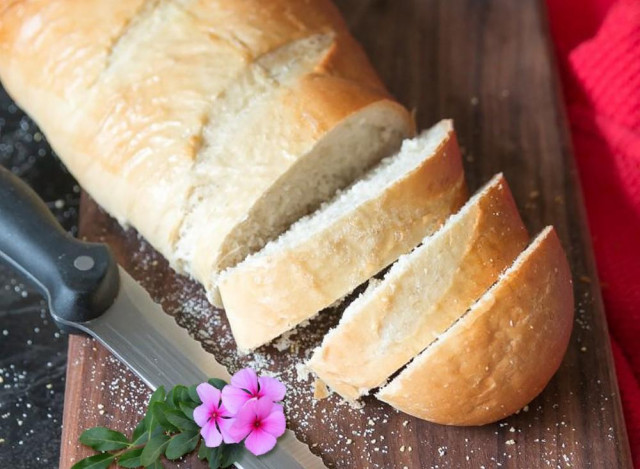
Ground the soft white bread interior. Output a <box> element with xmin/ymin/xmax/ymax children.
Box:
<box><xmin>219</xmin><ymin>120</ymin><xmax>467</xmax><ymax>350</ymax></box>
<box><xmin>308</xmin><ymin>174</ymin><xmax>529</xmax><ymax>400</ymax></box>
<box><xmin>376</xmin><ymin>227</ymin><xmax>574</xmax><ymax>426</ymax></box>
<box><xmin>0</xmin><ymin>0</ymin><xmax>413</xmax><ymax>306</ymax></box>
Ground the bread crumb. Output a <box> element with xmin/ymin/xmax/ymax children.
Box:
<box><xmin>505</xmin><ymin>439</ymin><xmax>516</xmax><ymax>445</ymax></box>
<box><xmin>509</xmin><ymin>427</ymin><xmax>516</xmax><ymax>433</ymax></box>
<box><xmin>294</xmin><ymin>363</ymin><xmax>311</xmax><ymax>382</ymax></box>
<box><xmin>402</xmin><ymin>420</ymin><xmax>409</xmax><ymax>427</ymax></box>
<box><xmin>400</xmin><ymin>445</ymin><xmax>405</xmax><ymax>452</ymax></box>
<box><xmin>579</xmin><ymin>275</ymin><xmax>591</xmax><ymax>284</ymax></box>
<box><xmin>313</xmin><ymin>379</ymin><xmax>329</xmax><ymax>400</ymax></box>
<box><xmin>581</xmin><ymin>346</ymin><xmax>587</xmax><ymax>352</ymax></box>
<box><xmin>470</xmin><ymin>96</ymin><xmax>479</xmax><ymax>106</ymax></box>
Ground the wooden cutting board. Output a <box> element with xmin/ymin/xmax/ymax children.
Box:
<box><xmin>60</xmin><ymin>0</ymin><xmax>634</xmax><ymax>467</ymax></box>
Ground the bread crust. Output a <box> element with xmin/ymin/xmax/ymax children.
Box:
<box><xmin>0</xmin><ymin>0</ymin><xmax>412</xmax><ymax>291</ymax></box>
<box><xmin>219</xmin><ymin>121</ymin><xmax>466</xmax><ymax>350</ymax></box>
<box><xmin>309</xmin><ymin>174</ymin><xmax>529</xmax><ymax>400</ymax></box>
<box><xmin>377</xmin><ymin>227</ymin><xmax>574</xmax><ymax>426</ymax></box>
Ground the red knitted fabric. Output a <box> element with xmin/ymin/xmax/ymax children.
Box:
<box><xmin>547</xmin><ymin>0</ymin><xmax>640</xmax><ymax>464</ymax></box>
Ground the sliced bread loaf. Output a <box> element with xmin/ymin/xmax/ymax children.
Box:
<box><xmin>376</xmin><ymin>227</ymin><xmax>574</xmax><ymax>425</ymax></box>
<box><xmin>308</xmin><ymin>174</ymin><xmax>529</xmax><ymax>400</ymax></box>
<box><xmin>219</xmin><ymin>120</ymin><xmax>467</xmax><ymax>350</ymax></box>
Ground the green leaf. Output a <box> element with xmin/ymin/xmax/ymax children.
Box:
<box><xmin>152</xmin><ymin>386</ymin><xmax>167</xmax><ymax>403</ymax></box>
<box><xmin>187</xmin><ymin>385</ymin><xmax>201</xmax><ymax>404</ymax></box>
<box><xmin>71</xmin><ymin>453</ymin><xmax>116</xmax><ymax>469</ymax></box>
<box><xmin>146</xmin><ymin>460</ymin><xmax>164</xmax><ymax>469</ymax></box>
<box><xmin>165</xmin><ymin>431</ymin><xmax>200</xmax><ymax>459</ymax></box>
<box><xmin>132</xmin><ymin>420</ymin><xmax>147</xmax><ymax>443</ymax></box>
<box><xmin>143</xmin><ymin>387</ymin><xmax>167</xmax><ymax>433</ymax></box>
<box><xmin>79</xmin><ymin>427</ymin><xmax>130</xmax><ymax>451</ymax></box>
<box><xmin>207</xmin><ymin>378</ymin><xmax>227</xmax><ymax>390</ymax></box>
<box><xmin>164</xmin><ymin>408</ymin><xmax>199</xmax><ymax>432</ymax></box>
<box><xmin>171</xmin><ymin>385</ymin><xmax>188</xmax><ymax>408</ymax></box>
<box><xmin>197</xmin><ymin>441</ymin><xmax>208</xmax><ymax>460</ymax></box>
<box><xmin>206</xmin><ymin>446</ymin><xmax>223</xmax><ymax>468</ymax></box>
<box><xmin>180</xmin><ymin>386</ymin><xmax>191</xmax><ymax>404</ymax></box>
<box><xmin>220</xmin><ymin>443</ymin><xmax>244</xmax><ymax>468</ymax></box>
<box><xmin>131</xmin><ymin>430</ymin><xmax>149</xmax><ymax>447</ymax></box>
<box><xmin>151</xmin><ymin>402</ymin><xmax>179</xmax><ymax>432</ymax></box>
<box><xmin>179</xmin><ymin>401</ymin><xmax>197</xmax><ymax>420</ymax></box>
<box><xmin>140</xmin><ymin>433</ymin><xmax>170</xmax><ymax>467</ymax></box>
<box><xmin>165</xmin><ymin>388</ymin><xmax>177</xmax><ymax>409</ymax></box>
<box><xmin>118</xmin><ymin>447</ymin><xmax>144</xmax><ymax>468</ymax></box>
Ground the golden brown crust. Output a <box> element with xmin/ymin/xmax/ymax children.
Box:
<box><xmin>0</xmin><ymin>0</ymin><xmax>411</xmax><ymax>291</ymax></box>
<box><xmin>377</xmin><ymin>227</ymin><xmax>574</xmax><ymax>426</ymax></box>
<box><xmin>308</xmin><ymin>174</ymin><xmax>529</xmax><ymax>400</ymax></box>
<box><xmin>219</xmin><ymin>122</ymin><xmax>466</xmax><ymax>350</ymax></box>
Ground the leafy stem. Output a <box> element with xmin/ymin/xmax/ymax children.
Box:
<box><xmin>72</xmin><ymin>381</ymin><xmax>243</xmax><ymax>469</ymax></box>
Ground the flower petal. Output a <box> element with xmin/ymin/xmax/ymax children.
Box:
<box><xmin>218</xmin><ymin>417</ymin><xmax>239</xmax><ymax>444</ymax></box>
<box><xmin>227</xmin><ymin>398</ymin><xmax>260</xmax><ymax>442</ymax></box>
<box><xmin>230</xmin><ymin>368</ymin><xmax>259</xmax><ymax>395</ymax></box>
<box><xmin>232</xmin><ymin>398</ymin><xmax>260</xmax><ymax>427</ymax></box>
<box><xmin>244</xmin><ymin>428</ymin><xmax>277</xmax><ymax>456</ymax></box>
<box><xmin>196</xmin><ymin>382</ymin><xmax>221</xmax><ymax>407</ymax></box>
<box><xmin>222</xmin><ymin>383</ymin><xmax>252</xmax><ymax>414</ymax></box>
<box><xmin>253</xmin><ymin>397</ymin><xmax>275</xmax><ymax>421</ymax></box>
<box><xmin>258</xmin><ymin>376</ymin><xmax>286</xmax><ymax>402</ymax></box>
<box><xmin>227</xmin><ymin>417</ymin><xmax>252</xmax><ymax>443</ymax></box>
<box><xmin>200</xmin><ymin>421</ymin><xmax>223</xmax><ymax>448</ymax></box>
<box><xmin>217</xmin><ymin>402</ymin><xmax>231</xmax><ymax>418</ymax></box>
<box><xmin>261</xmin><ymin>407</ymin><xmax>286</xmax><ymax>438</ymax></box>
<box><xmin>193</xmin><ymin>403</ymin><xmax>212</xmax><ymax>428</ymax></box>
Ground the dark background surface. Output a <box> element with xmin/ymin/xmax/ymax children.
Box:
<box><xmin>0</xmin><ymin>85</ymin><xmax>77</xmax><ymax>468</ymax></box>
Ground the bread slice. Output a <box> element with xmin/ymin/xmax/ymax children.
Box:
<box><xmin>308</xmin><ymin>174</ymin><xmax>529</xmax><ymax>400</ymax></box>
<box><xmin>377</xmin><ymin>227</ymin><xmax>574</xmax><ymax>425</ymax></box>
<box><xmin>0</xmin><ymin>0</ymin><xmax>413</xmax><ymax>306</ymax></box>
<box><xmin>219</xmin><ymin>120</ymin><xmax>467</xmax><ymax>350</ymax></box>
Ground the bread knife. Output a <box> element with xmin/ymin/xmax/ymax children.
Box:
<box><xmin>0</xmin><ymin>166</ymin><xmax>326</xmax><ymax>469</ymax></box>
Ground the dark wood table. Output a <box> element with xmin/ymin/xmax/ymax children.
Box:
<box><xmin>60</xmin><ymin>0</ymin><xmax>634</xmax><ymax>467</ymax></box>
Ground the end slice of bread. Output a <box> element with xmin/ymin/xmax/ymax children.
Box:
<box><xmin>219</xmin><ymin>119</ymin><xmax>467</xmax><ymax>350</ymax></box>
<box><xmin>308</xmin><ymin>174</ymin><xmax>529</xmax><ymax>400</ymax></box>
<box><xmin>376</xmin><ymin>227</ymin><xmax>574</xmax><ymax>425</ymax></box>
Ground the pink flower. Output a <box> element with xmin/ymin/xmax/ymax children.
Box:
<box><xmin>227</xmin><ymin>398</ymin><xmax>286</xmax><ymax>456</ymax></box>
<box><xmin>193</xmin><ymin>383</ymin><xmax>235</xmax><ymax>447</ymax></box>
<box><xmin>222</xmin><ymin>368</ymin><xmax>286</xmax><ymax>413</ymax></box>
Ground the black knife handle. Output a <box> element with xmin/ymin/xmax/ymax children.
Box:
<box><xmin>0</xmin><ymin>166</ymin><xmax>119</xmax><ymax>330</ymax></box>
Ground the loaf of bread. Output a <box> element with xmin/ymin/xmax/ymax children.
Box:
<box><xmin>1</xmin><ymin>1</ymin><xmax>575</xmax><ymax>429</ymax></box>
<box><xmin>377</xmin><ymin>227</ymin><xmax>574</xmax><ymax>425</ymax></box>
<box><xmin>219</xmin><ymin>120</ymin><xmax>466</xmax><ymax>350</ymax></box>
<box><xmin>0</xmin><ymin>0</ymin><xmax>413</xmax><ymax>305</ymax></box>
<box><xmin>308</xmin><ymin>174</ymin><xmax>529</xmax><ymax>400</ymax></box>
